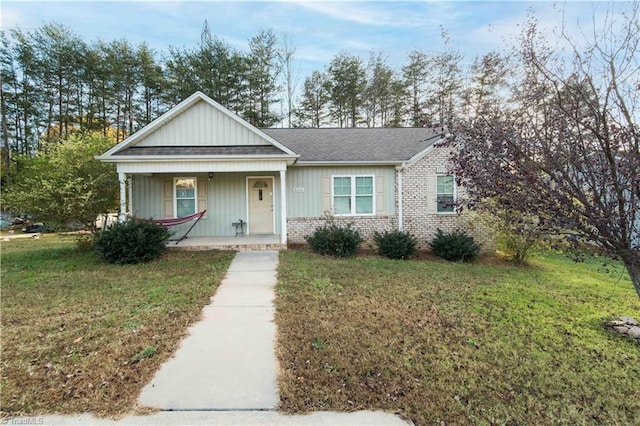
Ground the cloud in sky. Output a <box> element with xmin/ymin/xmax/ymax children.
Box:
<box><xmin>2</xmin><ymin>1</ymin><xmax>634</xmax><ymax>83</ymax></box>
<box><xmin>295</xmin><ymin>1</ymin><xmax>431</xmax><ymax>28</ymax></box>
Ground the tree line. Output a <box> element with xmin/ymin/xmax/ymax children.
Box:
<box><xmin>0</xmin><ymin>22</ymin><xmax>287</xmax><ymax>160</ymax></box>
<box><xmin>1</xmin><ymin>21</ymin><xmax>510</xmax><ymax>161</ymax></box>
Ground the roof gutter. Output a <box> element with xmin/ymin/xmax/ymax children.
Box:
<box><xmin>292</xmin><ymin>160</ymin><xmax>404</xmax><ymax>166</ymax></box>
<box><xmin>96</xmin><ymin>154</ymin><xmax>298</xmax><ymax>163</ymax></box>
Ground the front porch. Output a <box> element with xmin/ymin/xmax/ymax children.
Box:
<box><xmin>96</xmin><ymin>92</ymin><xmax>300</xmax><ymax>247</ymax></box>
<box><xmin>169</xmin><ymin>234</ymin><xmax>285</xmax><ymax>251</ymax></box>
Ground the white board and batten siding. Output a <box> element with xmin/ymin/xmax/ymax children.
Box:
<box><xmin>286</xmin><ymin>166</ymin><xmax>396</xmax><ymax>217</ymax></box>
<box><xmin>136</xmin><ymin>100</ymin><xmax>272</xmax><ymax>147</ymax></box>
<box><xmin>131</xmin><ymin>173</ymin><xmax>283</xmax><ymax>237</ymax></box>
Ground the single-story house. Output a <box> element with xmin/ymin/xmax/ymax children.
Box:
<box><xmin>97</xmin><ymin>91</ymin><xmax>491</xmax><ymax>249</ymax></box>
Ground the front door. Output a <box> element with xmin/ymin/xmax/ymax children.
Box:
<box><xmin>248</xmin><ymin>177</ymin><xmax>274</xmax><ymax>234</ymax></box>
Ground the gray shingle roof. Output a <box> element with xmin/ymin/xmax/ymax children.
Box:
<box><xmin>114</xmin><ymin>145</ymin><xmax>289</xmax><ymax>156</ymax></box>
<box><xmin>261</xmin><ymin>127</ymin><xmax>444</xmax><ymax>162</ymax></box>
<box><xmin>113</xmin><ymin>128</ymin><xmax>445</xmax><ymax>163</ymax></box>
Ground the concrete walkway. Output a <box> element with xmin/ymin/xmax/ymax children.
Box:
<box><xmin>138</xmin><ymin>250</ymin><xmax>279</xmax><ymax>410</ymax></box>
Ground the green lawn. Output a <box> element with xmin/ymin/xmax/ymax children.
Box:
<box><xmin>0</xmin><ymin>235</ymin><xmax>234</xmax><ymax>417</ymax></box>
<box><xmin>275</xmin><ymin>250</ymin><xmax>640</xmax><ymax>425</ymax></box>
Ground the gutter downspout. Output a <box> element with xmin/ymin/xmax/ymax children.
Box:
<box><xmin>397</xmin><ymin>164</ymin><xmax>405</xmax><ymax>231</ymax></box>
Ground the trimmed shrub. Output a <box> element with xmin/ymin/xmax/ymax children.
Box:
<box><xmin>94</xmin><ymin>220</ymin><xmax>171</xmax><ymax>264</ymax></box>
<box><xmin>373</xmin><ymin>230</ymin><xmax>418</xmax><ymax>259</ymax></box>
<box><xmin>429</xmin><ymin>228</ymin><xmax>481</xmax><ymax>262</ymax></box>
<box><xmin>306</xmin><ymin>222</ymin><xmax>363</xmax><ymax>258</ymax></box>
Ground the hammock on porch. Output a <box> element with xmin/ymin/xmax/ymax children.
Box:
<box><xmin>134</xmin><ymin>210</ymin><xmax>206</xmax><ymax>244</ymax></box>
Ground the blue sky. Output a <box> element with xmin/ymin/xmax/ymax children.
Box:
<box><xmin>1</xmin><ymin>1</ymin><xmax>627</xmax><ymax>81</ymax></box>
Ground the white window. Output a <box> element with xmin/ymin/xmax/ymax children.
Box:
<box><xmin>174</xmin><ymin>177</ymin><xmax>197</xmax><ymax>217</ymax></box>
<box><xmin>436</xmin><ymin>175</ymin><xmax>455</xmax><ymax>213</ymax></box>
<box><xmin>333</xmin><ymin>175</ymin><xmax>374</xmax><ymax>215</ymax></box>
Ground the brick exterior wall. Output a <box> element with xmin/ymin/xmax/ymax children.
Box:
<box><xmin>286</xmin><ymin>146</ymin><xmax>495</xmax><ymax>253</ymax></box>
<box><xmin>400</xmin><ymin>146</ymin><xmax>495</xmax><ymax>252</ymax></box>
<box><xmin>287</xmin><ymin>215</ymin><xmax>396</xmax><ymax>245</ymax></box>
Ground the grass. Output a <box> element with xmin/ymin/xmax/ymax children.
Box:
<box><xmin>3</xmin><ymin>235</ymin><xmax>638</xmax><ymax>423</ymax></box>
<box><xmin>0</xmin><ymin>234</ymin><xmax>234</xmax><ymax>418</ymax></box>
<box><xmin>275</xmin><ymin>249</ymin><xmax>640</xmax><ymax>425</ymax></box>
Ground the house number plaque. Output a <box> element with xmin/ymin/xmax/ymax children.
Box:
<box><xmin>293</xmin><ymin>187</ymin><xmax>305</xmax><ymax>193</ymax></box>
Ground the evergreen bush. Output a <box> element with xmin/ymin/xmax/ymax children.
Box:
<box><xmin>305</xmin><ymin>221</ymin><xmax>363</xmax><ymax>257</ymax></box>
<box><xmin>94</xmin><ymin>220</ymin><xmax>171</xmax><ymax>264</ymax></box>
<box><xmin>429</xmin><ymin>228</ymin><xmax>481</xmax><ymax>262</ymax></box>
<box><xmin>373</xmin><ymin>230</ymin><xmax>418</xmax><ymax>259</ymax></box>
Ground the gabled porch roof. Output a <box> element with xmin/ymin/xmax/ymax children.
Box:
<box><xmin>96</xmin><ymin>91</ymin><xmax>298</xmax><ymax>173</ymax></box>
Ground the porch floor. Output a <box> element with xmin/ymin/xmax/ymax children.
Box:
<box><xmin>169</xmin><ymin>234</ymin><xmax>285</xmax><ymax>251</ymax></box>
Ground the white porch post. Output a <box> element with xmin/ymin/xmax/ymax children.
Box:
<box><xmin>280</xmin><ymin>169</ymin><xmax>287</xmax><ymax>244</ymax></box>
<box><xmin>127</xmin><ymin>175</ymin><xmax>133</xmax><ymax>217</ymax></box>
<box><xmin>118</xmin><ymin>172</ymin><xmax>127</xmax><ymax>222</ymax></box>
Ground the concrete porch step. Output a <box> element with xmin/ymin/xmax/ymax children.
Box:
<box><xmin>172</xmin><ymin>243</ymin><xmax>287</xmax><ymax>251</ymax></box>
<box><xmin>168</xmin><ymin>235</ymin><xmax>286</xmax><ymax>251</ymax></box>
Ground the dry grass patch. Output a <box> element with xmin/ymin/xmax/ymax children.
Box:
<box><xmin>1</xmin><ymin>235</ymin><xmax>234</xmax><ymax>418</ymax></box>
<box><xmin>275</xmin><ymin>250</ymin><xmax>640</xmax><ymax>425</ymax></box>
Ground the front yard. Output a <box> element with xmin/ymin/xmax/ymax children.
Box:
<box><xmin>2</xmin><ymin>236</ymin><xmax>638</xmax><ymax>424</ymax></box>
<box><xmin>275</xmin><ymin>250</ymin><xmax>640</xmax><ymax>425</ymax></box>
<box><xmin>0</xmin><ymin>235</ymin><xmax>234</xmax><ymax>417</ymax></box>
